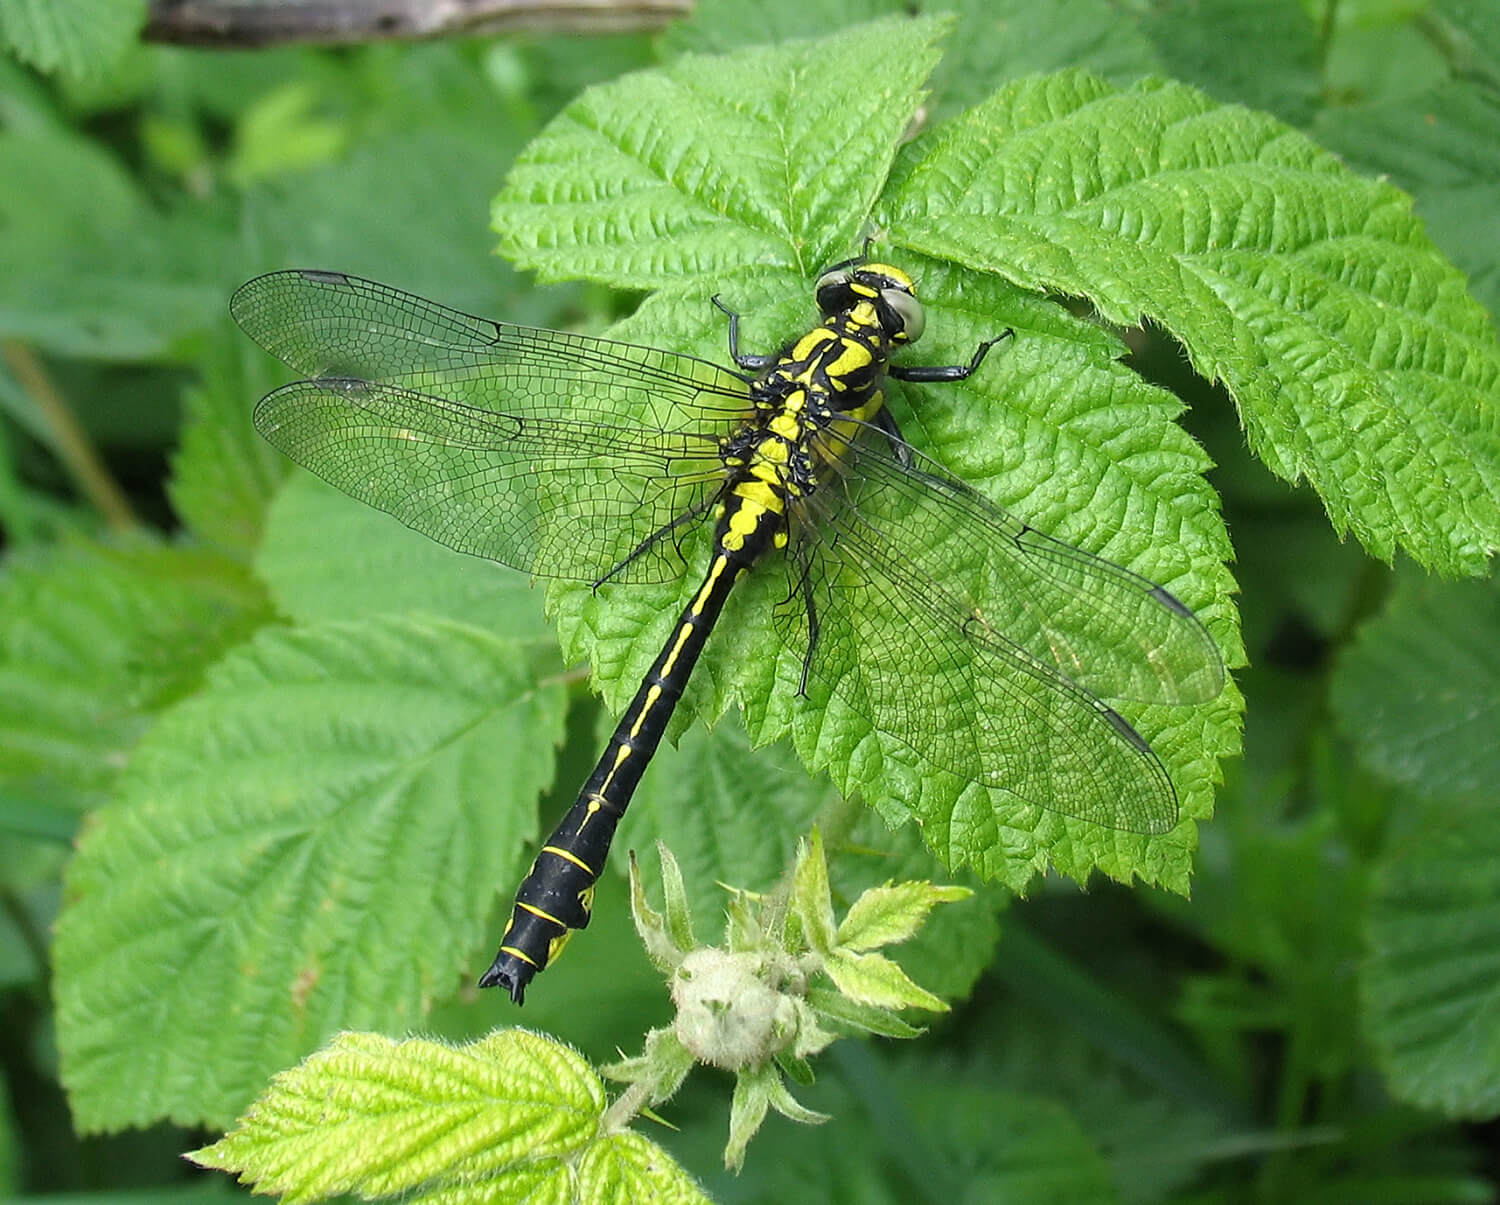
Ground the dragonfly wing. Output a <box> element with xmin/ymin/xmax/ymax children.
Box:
<box><xmin>815</xmin><ymin>429</ymin><xmax>1224</xmax><ymax>705</ymax></box>
<box><xmin>231</xmin><ymin>269</ymin><xmax>754</xmax><ymax>436</ymax></box>
<box><xmin>235</xmin><ymin>270</ymin><xmax>757</xmax><ymax>583</ymax></box>
<box><xmin>255</xmin><ymin>378</ymin><xmax>722</xmax><ymax>584</ymax></box>
<box><xmin>779</xmin><ymin>492</ymin><xmax>1181</xmax><ymax>833</ymax></box>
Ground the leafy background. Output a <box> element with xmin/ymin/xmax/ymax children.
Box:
<box><xmin>2</xmin><ymin>0</ymin><xmax>1499</xmax><ymax>1201</ymax></box>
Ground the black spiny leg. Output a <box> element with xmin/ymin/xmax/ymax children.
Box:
<box><xmin>712</xmin><ymin>295</ymin><xmax>778</xmax><ymax>372</ymax></box>
<box><xmin>872</xmin><ymin>408</ymin><xmax>914</xmax><ymax>468</ymax></box>
<box><xmin>890</xmin><ymin>328</ymin><xmax>1013</xmax><ymax>383</ymax></box>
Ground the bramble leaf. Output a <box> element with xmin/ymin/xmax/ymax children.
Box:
<box><xmin>1331</xmin><ymin>575</ymin><xmax>1500</xmax><ymax>798</ymax></box>
<box><xmin>884</xmin><ymin>70</ymin><xmax>1500</xmax><ymax>575</ymax></box>
<box><xmin>0</xmin><ymin>539</ymin><xmax>269</xmax><ymax>817</ymax></box>
<box><xmin>1362</xmin><ymin>796</ymin><xmax>1500</xmax><ymax>1118</ymax></box>
<box><xmin>836</xmin><ymin>881</ymin><xmax>971</xmax><ymax>952</ymax></box>
<box><xmin>494</xmin><ymin>15</ymin><xmax>951</xmax><ymax>284</ymax></box>
<box><xmin>506</xmin><ymin>29</ymin><xmax>1239</xmax><ymax>894</ymax></box>
<box><xmin>55</xmin><ymin>617</ymin><xmax>566</xmax><ymax>1130</ymax></box>
<box><xmin>0</xmin><ymin>0</ymin><xmax>144</xmax><ymax>81</ymax></box>
<box><xmin>192</xmin><ymin>1029</ymin><xmax>712</xmax><ymax>1204</ymax></box>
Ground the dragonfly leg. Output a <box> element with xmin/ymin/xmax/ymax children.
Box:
<box><xmin>712</xmin><ymin>295</ymin><xmax>778</xmax><ymax>372</ymax></box>
<box><xmin>890</xmin><ymin>328</ymin><xmax>1013</xmax><ymax>383</ymax></box>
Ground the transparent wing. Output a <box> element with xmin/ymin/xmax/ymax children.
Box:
<box><xmin>233</xmin><ymin>270</ymin><xmax>753</xmax><ymax>583</ymax></box>
<box><xmin>777</xmin><ymin>432</ymin><xmax>1224</xmax><ymax>834</ymax></box>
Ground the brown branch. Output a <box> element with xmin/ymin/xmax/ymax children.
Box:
<box><xmin>144</xmin><ymin>0</ymin><xmax>691</xmax><ymax>45</ymax></box>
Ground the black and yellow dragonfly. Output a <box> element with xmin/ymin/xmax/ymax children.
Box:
<box><xmin>231</xmin><ymin>259</ymin><xmax>1223</xmax><ymax>1003</ymax></box>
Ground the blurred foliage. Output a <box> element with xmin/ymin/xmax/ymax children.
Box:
<box><xmin>2</xmin><ymin>0</ymin><xmax>1499</xmax><ymax>1201</ymax></box>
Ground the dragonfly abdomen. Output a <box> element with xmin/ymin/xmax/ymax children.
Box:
<box><xmin>479</xmin><ymin>484</ymin><xmax>786</xmax><ymax>1003</ymax></box>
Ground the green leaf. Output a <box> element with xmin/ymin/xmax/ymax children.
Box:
<box><xmin>804</xmin><ymin>986</ymin><xmax>922</xmax><ymax>1038</ymax></box>
<box><xmin>1315</xmin><ymin>82</ymin><xmax>1500</xmax><ymax>324</ymax></box>
<box><xmin>884</xmin><ymin>71</ymin><xmax>1500</xmax><ymax>575</ymax></box>
<box><xmin>627</xmin><ymin>846</ymin><xmax>693</xmax><ymax>973</ymax></box>
<box><xmin>792</xmin><ymin>829</ymin><xmax>837</xmax><ymax>956</ymax></box>
<box><xmin>1140</xmin><ymin>0</ymin><xmax>1321</xmax><ymax>125</ymax></box>
<box><xmin>169</xmin><ymin>326</ymin><xmax>289</xmax><ymax>558</ymax></box>
<box><xmin>1331</xmin><ymin>575</ymin><xmax>1500</xmax><ymax>798</ymax></box>
<box><xmin>925</xmin><ymin>0</ymin><xmax>1162</xmax><ymax>119</ymax></box>
<box><xmin>0</xmin><ymin>0</ymin><xmax>144</xmax><ymax>81</ymax></box>
<box><xmin>256</xmin><ymin>472</ymin><xmax>553</xmax><ymax>642</ymax></box>
<box><xmin>190</xmin><ymin>1028</ymin><xmax>606</xmax><ymax>1202</ymax></box>
<box><xmin>245</xmin><ymin>126</ymin><xmax>547</xmax><ymax>324</ymax></box>
<box><xmin>573</xmin><ymin>1129</ymin><xmax>712</xmax><ymax>1205</ymax></box>
<box><xmin>1362</xmin><ymin>795</ymin><xmax>1500</xmax><ymax>1117</ymax></box>
<box><xmin>835</xmin><ymin>880</ymin><xmax>970</xmax><ymax>952</ymax></box>
<box><xmin>662</xmin><ymin>0</ymin><xmax>901</xmax><ymax>55</ymax></box>
<box><xmin>0</xmin><ymin>539</ymin><xmax>269</xmax><ymax>816</ymax></box>
<box><xmin>0</xmin><ymin>130</ymin><xmax>224</xmax><ymax>359</ymax></box>
<box><xmin>54</xmin><ymin>616</ymin><xmax>567</xmax><ymax>1130</ymax></box>
<box><xmin>493</xmin><ymin>16</ymin><xmax>952</xmax><ymax>285</ymax></box>
<box><xmin>823</xmin><ymin>948</ymin><xmax>946</xmax><ymax>1012</ymax></box>
<box><xmin>657</xmin><ymin>843</ymin><xmax>697</xmax><ymax>956</ymax></box>
<box><xmin>483</xmin><ymin>27</ymin><xmax>1242</xmax><ymax>896</ymax></box>
<box><xmin>725</xmin><ymin>1063</ymin><xmax>775</xmax><ymax>1171</ymax></box>
<box><xmin>896</xmin><ymin>1075</ymin><xmax>1119</xmax><ymax>1204</ymax></box>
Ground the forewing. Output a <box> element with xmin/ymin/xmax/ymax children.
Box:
<box><xmin>231</xmin><ymin>270</ymin><xmax>752</xmax><ymax>435</ymax></box>
<box><xmin>235</xmin><ymin>270</ymin><xmax>752</xmax><ymax>582</ymax></box>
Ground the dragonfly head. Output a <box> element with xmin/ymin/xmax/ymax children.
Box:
<box><xmin>813</xmin><ymin>261</ymin><xmax>926</xmax><ymax>345</ymax></box>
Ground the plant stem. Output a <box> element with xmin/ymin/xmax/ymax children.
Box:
<box><xmin>2</xmin><ymin>339</ymin><xmax>136</xmax><ymax>531</ymax></box>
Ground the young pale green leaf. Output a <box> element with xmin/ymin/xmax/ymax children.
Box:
<box><xmin>628</xmin><ymin>849</ymin><xmax>686</xmax><ymax>973</ymax></box>
<box><xmin>1362</xmin><ymin>796</ymin><xmax>1500</xmax><ymax>1118</ymax></box>
<box><xmin>838</xmin><ymin>808</ymin><xmax>1007</xmax><ymax>1002</ymax></box>
<box><xmin>805</xmin><ymin>986</ymin><xmax>922</xmax><ymax>1039</ymax></box>
<box><xmin>0</xmin><ymin>539</ymin><xmax>269</xmax><ymax>817</ymax></box>
<box><xmin>190</xmin><ymin>1029</ymin><xmax>604</xmax><ymax>1202</ymax></box>
<box><xmin>835</xmin><ymin>881</ymin><xmax>972</xmax><ymax>953</ymax></box>
<box><xmin>725</xmin><ymin>1063</ymin><xmax>775</xmax><ymax>1171</ymax></box>
<box><xmin>884</xmin><ymin>70</ymin><xmax>1500</xmax><ymax>575</ymax></box>
<box><xmin>791</xmin><ymin>829</ymin><xmax>837</xmax><ymax>957</ymax></box>
<box><xmin>54</xmin><ymin>616</ymin><xmax>566</xmax><ymax>1131</ymax></box>
<box><xmin>824</xmin><ymin>948</ymin><xmax>947</xmax><ymax>1012</ymax></box>
<box><xmin>1331</xmin><ymin>576</ymin><xmax>1500</xmax><ymax>799</ymax></box>
<box><xmin>573</xmin><ymin>1130</ymin><xmax>712</xmax><ymax>1205</ymax></box>
<box><xmin>493</xmin><ymin>16</ymin><xmax>951</xmax><ymax>286</ymax></box>
<box><xmin>656</xmin><ymin>843</ymin><xmax>697</xmax><ymax>955</ymax></box>
<box><xmin>0</xmin><ymin>0</ymin><xmax>144</xmax><ymax>80</ymax></box>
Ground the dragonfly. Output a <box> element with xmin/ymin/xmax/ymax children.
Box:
<box><xmin>231</xmin><ymin>258</ymin><xmax>1223</xmax><ymax>1002</ymax></box>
